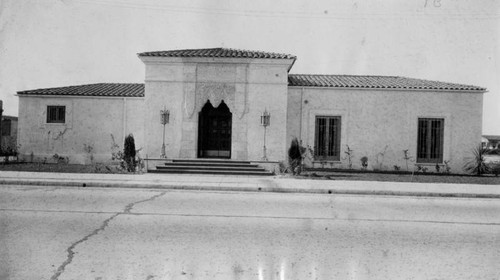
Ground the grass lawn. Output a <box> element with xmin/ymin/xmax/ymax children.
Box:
<box><xmin>1</xmin><ymin>162</ymin><xmax>499</xmax><ymax>185</ymax></box>
<box><xmin>298</xmin><ymin>169</ymin><xmax>500</xmax><ymax>185</ymax></box>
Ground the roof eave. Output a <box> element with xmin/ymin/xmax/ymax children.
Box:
<box><xmin>16</xmin><ymin>93</ymin><xmax>145</xmax><ymax>98</ymax></box>
<box><xmin>287</xmin><ymin>85</ymin><xmax>487</xmax><ymax>93</ymax></box>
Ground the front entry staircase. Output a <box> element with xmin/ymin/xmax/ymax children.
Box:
<box><xmin>149</xmin><ymin>159</ymin><xmax>274</xmax><ymax>176</ymax></box>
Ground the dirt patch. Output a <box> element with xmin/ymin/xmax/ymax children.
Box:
<box><xmin>2</xmin><ymin>162</ymin><xmax>500</xmax><ymax>184</ymax></box>
<box><xmin>0</xmin><ymin>163</ymin><xmax>128</xmax><ymax>174</ymax></box>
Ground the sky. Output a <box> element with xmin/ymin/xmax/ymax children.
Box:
<box><xmin>0</xmin><ymin>0</ymin><xmax>498</xmax><ymax>134</ymax></box>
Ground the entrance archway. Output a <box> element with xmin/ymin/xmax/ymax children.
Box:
<box><xmin>198</xmin><ymin>100</ymin><xmax>232</xmax><ymax>158</ymax></box>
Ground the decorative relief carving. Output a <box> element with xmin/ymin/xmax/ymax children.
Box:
<box><xmin>195</xmin><ymin>82</ymin><xmax>236</xmax><ymax>112</ymax></box>
<box><xmin>235</xmin><ymin>83</ymin><xmax>248</xmax><ymax>119</ymax></box>
<box><xmin>237</xmin><ymin>64</ymin><xmax>249</xmax><ymax>119</ymax></box>
<box><xmin>183</xmin><ymin>83</ymin><xmax>196</xmax><ymax>119</ymax></box>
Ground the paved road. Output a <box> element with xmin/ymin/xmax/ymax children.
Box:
<box><xmin>1</xmin><ymin>184</ymin><xmax>499</xmax><ymax>280</ymax></box>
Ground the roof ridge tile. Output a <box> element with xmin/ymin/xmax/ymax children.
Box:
<box><xmin>138</xmin><ymin>47</ymin><xmax>296</xmax><ymax>60</ymax></box>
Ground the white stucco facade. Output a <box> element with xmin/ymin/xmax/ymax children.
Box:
<box><xmin>287</xmin><ymin>87</ymin><xmax>483</xmax><ymax>173</ymax></box>
<box><xmin>17</xmin><ymin>95</ymin><xmax>144</xmax><ymax>164</ymax></box>
<box><xmin>16</xmin><ymin>48</ymin><xmax>486</xmax><ymax>173</ymax></box>
<box><xmin>140</xmin><ymin>56</ymin><xmax>293</xmax><ymax>162</ymax></box>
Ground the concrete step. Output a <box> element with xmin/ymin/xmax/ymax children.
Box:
<box><xmin>150</xmin><ymin>158</ymin><xmax>272</xmax><ymax>176</ymax></box>
<box><xmin>172</xmin><ymin>159</ymin><xmax>251</xmax><ymax>164</ymax></box>
<box><xmin>163</xmin><ymin>162</ymin><xmax>260</xmax><ymax>168</ymax></box>
<box><xmin>158</xmin><ymin>165</ymin><xmax>266</xmax><ymax>171</ymax></box>
<box><xmin>149</xmin><ymin>168</ymin><xmax>273</xmax><ymax>176</ymax></box>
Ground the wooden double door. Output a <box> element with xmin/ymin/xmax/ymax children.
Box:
<box><xmin>198</xmin><ymin>101</ymin><xmax>232</xmax><ymax>158</ymax></box>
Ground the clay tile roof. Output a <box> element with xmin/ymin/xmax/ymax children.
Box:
<box><xmin>17</xmin><ymin>83</ymin><xmax>145</xmax><ymax>97</ymax></box>
<box><xmin>138</xmin><ymin>48</ymin><xmax>296</xmax><ymax>60</ymax></box>
<box><xmin>288</xmin><ymin>74</ymin><xmax>486</xmax><ymax>92</ymax></box>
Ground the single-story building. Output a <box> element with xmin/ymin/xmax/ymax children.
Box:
<box><xmin>16</xmin><ymin>48</ymin><xmax>486</xmax><ymax>173</ymax></box>
<box><xmin>1</xmin><ymin>115</ymin><xmax>18</xmax><ymax>154</ymax></box>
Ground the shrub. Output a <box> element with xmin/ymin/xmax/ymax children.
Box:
<box><xmin>110</xmin><ymin>134</ymin><xmax>125</xmax><ymax>169</ymax></box>
<box><xmin>0</xmin><ymin>142</ymin><xmax>19</xmax><ymax>157</ymax></box>
<box><xmin>52</xmin><ymin>153</ymin><xmax>68</xmax><ymax>164</ymax></box>
<box><xmin>123</xmin><ymin>134</ymin><xmax>136</xmax><ymax>172</ymax></box>
<box><xmin>463</xmin><ymin>144</ymin><xmax>491</xmax><ymax>176</ymax></box>
<box><xmin>443</xmin><ymin>160</ymin><xmax>451</xmax><ymax>174</ymax></box>
<box><xmin>491</xmin><ymin>164</ymin><xmax>500</xmax><ymax>177</ymax></box>
<box><xmin>415</xmin><ymin>164</ymin><xmax>422</xmax><ymax>173</ymax></box>
<box><xmin>435</xmin><ymin>163</ymin><xmax>440</xmax><ymax>173</ymax></box>
<box><xmin>360</xmin><ymin>156</ymin><xmax>368</xmax><ymax>170</ymax></box>
<box><xmin>288</xmin><ymin>138</ymin><xmax>306</xmax><ymax>175</ymax></box>
<box><xmin>277</xmin><ymin>161</ymin><xmax>287</xmax><ymax>174</ymax></box>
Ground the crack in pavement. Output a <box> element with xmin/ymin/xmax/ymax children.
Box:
<box><xmin>49</xmin><ymin>191</ymin><xmax>167</xmax><ymax>280</ymax></box>
<box><xmin>3</xmin><ymin>208</ymin><xmax>500</xmax><ymax>226</ymax></box>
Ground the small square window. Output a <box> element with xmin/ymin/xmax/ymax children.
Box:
<box><xmin>47</xmin><ymin>106</ymin><xmax>65</xmax><ymax>123</ymax></box>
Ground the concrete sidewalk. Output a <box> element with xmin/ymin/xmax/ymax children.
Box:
<box><xmin>1</xmin><ymin>170</ymin><xmax>500</xmax><ymax>198</ymax></box>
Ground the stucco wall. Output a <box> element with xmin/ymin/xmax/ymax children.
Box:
<box><xmin>287</xmin><ymin>87</ymin><xmax>483</xmax><ymax>174</ymax></box>
<box><xmin>141</xmin><ymin>56</ymin><xmax>292</xmax><ymax>161</ymax></box>
<box><xmin>17</xmin><ymin>96</ymin><xmax>144</xmax><ymax>164</ymax></box>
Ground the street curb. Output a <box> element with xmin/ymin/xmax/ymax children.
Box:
<box><xmin>1</xmin><ymin>179</ymin><xmax>500</xmax><ymax>199</ymax></box>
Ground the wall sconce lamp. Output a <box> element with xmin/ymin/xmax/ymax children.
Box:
<box><xmin>260</xmin><ymin>109</ymin><xmax>270</xmax><ymax>161</ymax></box>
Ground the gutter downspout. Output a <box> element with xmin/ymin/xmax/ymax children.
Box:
<box><xmin>300</xmin><ymin>87</ymin><xmax>304</xmax><ymax>141</ymax></box>
<box><xmin>122</xmin><ymin>97</ymin><xmax>127</xmax><ymax>140</ymax></box>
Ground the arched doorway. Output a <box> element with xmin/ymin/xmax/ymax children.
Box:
<box><xmin>198</xmin><ymin>100</ymin><xmax>232</xmax><ymax>158</ymax></box>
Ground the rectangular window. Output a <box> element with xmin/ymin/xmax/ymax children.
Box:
<box><xmin>47</xmin><ymin>106</ymin><xmax>66</xmax><ymax>123</ymax></box>
<box><xmin>314</xmin><ymin>116</ymin><xmax>341</xmax><ymax>160</ymax></box>
<box><xmin>417</xmin><ymin>118</ymin><xmax>444</xmax><ymax>163</ymax></box>
<box><xmin>1</xmin><ymin>119</ymin><xmax>11</xmax><ymax>136</ymax></box>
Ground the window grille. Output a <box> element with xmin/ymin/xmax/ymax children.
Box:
<box><xmin>314</xmin><ymin>116</ymin><xmax>341</xmax><ymax>160</ymax></box>
<box><xmin>417</xmin><ymin>118</ymin><xmax>444</xmax><ymax>163</ymax></box>
<box><xmin>47</xmin><ymin>106</ymin><xmax>66</xmax><ymax>123</ymax></box>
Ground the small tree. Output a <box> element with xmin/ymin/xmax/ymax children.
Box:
<box><xmin>123</xmin><ymin>134</ymin><xmax>136</xmax><ymax>172</ymax></box>
<box><xmin>403</xmin><ymin>149</ymin><xmax>413</xmax><ymax>171</ymax></box>
<box><xmin>463</xmin><ymin>144</ymin><xmax>490</xmax><ymax>176</ymax></box>
<box><xmin>83</xmin><ymin>143</ymin><xmax>94</xmax><ymax>164</ymax></box>
<box><xmin>343</xmin><ymin>145</ymin><xmax>354</xmax><ymax>169</ymax></box>
<box><xmin>374</xmin><ymin>145</ymin><xmax>388</xmax><ymax>171</ymax></box>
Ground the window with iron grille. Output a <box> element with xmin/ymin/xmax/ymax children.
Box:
<box><xmin>1</xmin><ymin>119</ymin><xmax>11</xmax><ymax>136</ymax></box>
<box><xmin>417</xmin><ymin>118</ymin><xmax>444</xmax><ymax>163</ymax></box>
<box><xmin>314</xmin><ymin>116</ymin><xmax>341</xmax><ymax>160</ymax></box>
<box><xmin>47</xmin><ymin>106</ymin><xmax>65</xmax><ymax>123</ymax></box>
